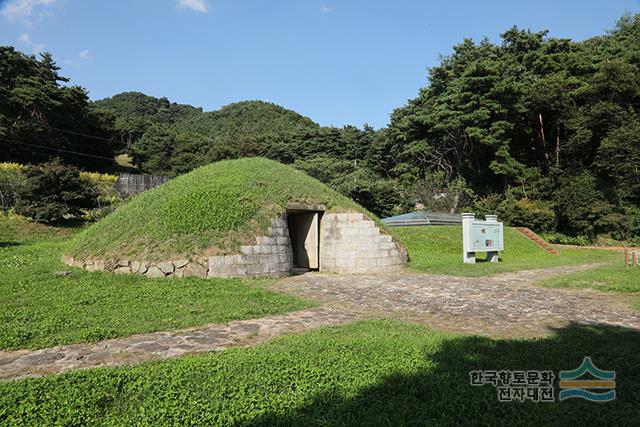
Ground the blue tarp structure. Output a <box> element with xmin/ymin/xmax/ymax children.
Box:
<box><xmin>382</xmin><ymin>211</ymin><xmax>462</xmax><ymax>226</ymax></box>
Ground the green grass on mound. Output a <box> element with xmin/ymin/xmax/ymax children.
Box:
<box><xmin>1</xmin><ymin>320</ymin><xmax>638</xmax><ymax>425</ymax></box>
<box><xmin>395</xmin><ymin>226</ymin><xmax>618</xmax><ymax>277</ymax></box>
<box><xmin>67</xmin><ymin>158</ymin><xmax>373</xmax><ymax>262</ymax></box>
<box><xmin>0</xmin><ymin>214</ymin><xmax>311</xmax><ymax>350</ymax></box>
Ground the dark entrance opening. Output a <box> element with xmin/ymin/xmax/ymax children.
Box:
<box><xmin>287</xmin><ymin>210</ymin><xmax>322</xmax><ymax>274</ymax></box>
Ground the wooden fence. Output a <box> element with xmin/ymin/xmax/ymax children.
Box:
<box><xmin>115</xmin><ymin>173</ymin><xmax>170</xmax><ymax>197</ymax></box>
<box><xmin>625</xmin><ymin>248</ymin><xmax>639</xmax><ymax>270</ymax></box>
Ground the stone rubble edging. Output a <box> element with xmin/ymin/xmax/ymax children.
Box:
<box><xmin>0</xmin><ymin>307</ymin><xmax>358</xmax><ymax>382</ymax></box>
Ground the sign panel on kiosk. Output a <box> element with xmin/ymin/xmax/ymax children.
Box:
<box><xmin>462</xmin><ymin>213</ymin><xmax>504</xmax><ymax>264</ymax></box>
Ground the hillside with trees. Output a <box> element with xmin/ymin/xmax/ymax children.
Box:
<box><xmin>1</xmin><ymin>14</ymin><xmax>639</xmax><ymax>239</ymax></box>
<box><xmin>93</xmin><ymin>91</ymin><xmax>201</xmax><ymax>154</ymax></box>
<box><xmin>387</xmin><ymin>14</ymin><xmax>640</xmax><ymax>240</ymax></box>
<box><xmin>96</xmin><ymin>96</ymin><xmax>405</xmax><ymax>217</ymax></box>
<box><xmin>0</xmin><ymin>46</ymin><xmax>116</xmax><ymax>170</ymax></box>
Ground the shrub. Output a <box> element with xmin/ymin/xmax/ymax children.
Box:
<box><xmin>501</xmin><ymin>198</ymin><xmax>556</xmax><ymax>232</ymax></box>
<box><xmin>541</xmin><ymin>233</ymin><xmax>592</xmax><ymax>246</ymax></box>
<box><xmin>14</xmin><ymin>159</ymin><xmax>97</xmax><ymax>223</ymax></box>
<box><xmin>608</xmin><ymin>205</ymin><xmax>640</xmax><ymax>242</ymax></box>
<box><xmin>554</xmin><ymin>172</ymin><xmax>623</xmax><ymax>238</ymax></box>
<box><xmin>474</xmin><ymin>192</ymin><xmax>556</xmax><ymax>233</ymax></box>
<box><xmin>414</xmin><ymin>172</ymin><xmax>475</xmax><ymax>214</ymax></box>
<box><xmin>0</xmin><ymin>163</ymin><xmax>25</xmax><ymax>211</ymax></box>
<box><xmin>79</xmin><ymin>171</ymin><xmax>118</xmax><ymax>185</ymax></box>
<box><xmin>0</xmin><ymin>163</ymin><xmax>25</xmax><ymax>186</ymax></box>
<box><xmin>332</xmin><ymin>169</ymin><xmax>407</xmax><ymax>218</ymax></box>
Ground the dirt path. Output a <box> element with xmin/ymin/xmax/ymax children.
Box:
<box><xmin>2</xmin><ymin>263</ymin><xmax>639</xmax><ymax>381</ymax></box>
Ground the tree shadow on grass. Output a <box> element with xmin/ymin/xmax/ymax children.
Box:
<box><xmin>0</xmin><ymin>242</ymin><xmax>20</xmax><ymax>247</ymax></box>
<box><xmin>249</xmin><ymin>323</ymin><xmax>640</xmax><ymax>426</ymax></box>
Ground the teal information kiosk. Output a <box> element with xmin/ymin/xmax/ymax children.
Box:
<box><xmin>462</xmin><ymin>213</ymin><xmax>504</xmax><ymax>264</ymax></box>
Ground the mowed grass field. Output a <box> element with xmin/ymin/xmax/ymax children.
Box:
<box><xmin>0</xmin><ymin>214</ymin><xmax>311</xmax><ymax>350</ymax></box>
<box><xmin>395</xmin><ymin>226</ymin><xmax>620</xmax><ymax>277</ymax></box>
<box><xmin>1</xmin><ymin>320</ymin><xmax>639</xmax><ymax>425</ymax></box>
<box><xmin>541</xmin><ymin>262</ymin><xmax>640</xmax><ymax>310</ymax></box>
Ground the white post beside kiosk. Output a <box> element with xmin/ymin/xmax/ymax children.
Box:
<box><xmin>485</xmin><ymin>215</ymin><xmax>500</xmax><ymax>263</ymax></box>
<box><xmin>462</xmin><ymin>213</ymin><xmax>476</xmax><ymax>264</ymax></box>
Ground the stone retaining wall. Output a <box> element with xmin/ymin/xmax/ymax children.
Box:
<box><xmin>320</xmin><ymin>213</ymin><xmax>407</xmax><ymax>273</ymax></box>
<box><xmin>63</xmin><ymin>214</ymin><xmax>407</xmax><ymax>278</ymax></box>
<box><xmin>63</xmin><ymin>218</ymin><xmax>292</xmax><ymax>279</ymax></box>
<box><xmin>207</xmin><ymin>218</ymin><xmax>292</xmax><ymax>278</ymax></box>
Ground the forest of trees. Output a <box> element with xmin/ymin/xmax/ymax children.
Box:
<box><xmin>2</xmin><ymin>14</ymin><xmax>639</xmax><ymax>240</ymax></box>
<box><xmin>0</xmin><ymin>46</ymin><xmax>115</xmax><ymax>170</ymax></box>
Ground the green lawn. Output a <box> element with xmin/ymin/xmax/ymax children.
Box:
<box><xmin>0</xmin><ymin>215</ymin><xmax>311</xmax><ymax>350</ymax></box>
<box><xmin>395</xmin><ymin>226</ymin><xmax>619</xmax><ymax>277</ymax></box>
<box><xmin>541</xmin><ymin>263</ymin><xmax>640</xmax><ymax>293</ymax></box>
<box><xmin>1</xmin><ymin>320</ymin><xmax>638</xmax><ymax>426</ymax></box>
<box><xmin>540</xmin><ymin>263</ymin><xmax>640</xmax><ymax>310</ymax></box>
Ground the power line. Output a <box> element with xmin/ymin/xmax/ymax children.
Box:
<box><xmin>12</xmin><ymin>119</ymin><xmax>116</xmax><ymax>142</ymax></box>
<box><xmin>46</xmin><ymin>125</ymin><xmax>115</xmax><ymax>142</ymax></box>
<box><xmin>2</xmin><ymin>138</ymin><xmax>115</xmax><ymax>161</ymax></box>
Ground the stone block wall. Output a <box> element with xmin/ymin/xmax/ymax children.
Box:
<box><xmin>63</xmin><ymin>214</ymin><xmax>406</xmax><ymax>278</ymax></box>
<box><xmin>320</xmin><ymin>213</ymin><xmax>407</xmax><ymax>273</ymax></box>
<box><xmin>63</xmin><ymin>218</ymin><xmax>292</xmax><ymax>279</ymax></box>
<box><xmin>206</xmin><ymin>218</ymin><xmax>292</xmax><ymax>278</ymax></box>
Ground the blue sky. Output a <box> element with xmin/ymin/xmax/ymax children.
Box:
<box><xmin>1</xmin><ymin>0</ymin><xmax>639</xmax><ymax>128</ymax></box>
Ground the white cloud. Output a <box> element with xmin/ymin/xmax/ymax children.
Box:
<box><xmin>16</xmin><ymin>32</ymin><xmax>45</xmax><ymax>54</ymax></box>
<box><xmin>65</xmin><ymin>50</ymin><xmax>91</xmax><ymax>66</ymax></box>
<box><xmin>18</xmin><ymin>33</ymin><xmax>31</xmax><ymax>45</ymax></box>
<box><xmin>176</xmin><ymin>0</ymin><xmax>208</xmax><ymax>13</ymax></box>
<box><xmin>320</xmin><ymin>4</ymin><xmax>332</xmax><ymax>14</ymax></box>
<box><xmin>1</xmin><ymin>0</ymin><xmax>58</xmax><ymax>20</ymax></box>
<box><xmin>32</xmin><ymin>43</ymin><xmax>46</xmax><ymax>54</ymax></box>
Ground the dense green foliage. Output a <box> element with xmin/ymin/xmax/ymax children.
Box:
<box><xmin>0</xmin><ymin>214</ymin><xmax>310</xmax><ymax>350</ymax></box>
<box><xmin>1</xmin><ymin>320</ymin><xmax>639</xmax><ymax>425</ymax></box>
<box><xmin>0</xmin><ymin>47</ymin><xmax>116</xmax><ymax>170</ymax></box>
<box><xmin>395</xmin><ymin>226</ymin><xmax>617</xmax><ymax>276</ymax></box>
<box><xmin>96</xmin><ymin>94</ymin><xmax>404</xmax><ymax>216</ymax></box>
<box><xmin>93</xmin><ymin>91</ymin><xmax>201</xmax><ymax>152</ymax></box>
<box><xmin>388</xmin><ymin>15</ymin><xmax>640</xmax><ymax>239</ymax></box>
<box><xmin>14</xmin><ymin>160</ymin><xmax>97</xmax><ymax>223</ymax></box>
<box><xmin>67</xmin><ymin>157</ymin><xmax>382</xmax><ymax>261</ymax></box>
<box><xmin>474</xmin><ymin>191</ymin><xmax>556</xmax><ymax>233</ymax></box>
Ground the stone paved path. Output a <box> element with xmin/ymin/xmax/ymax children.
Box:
<box><xmin>3</xmin><ymin>263</ymin><xmax>639</xmax><ymax>381</ymax></box>
<box><xmin>272</xmin><ymin>263</ymin><xmax>640</xmax><ymax>338</ymax></box>
<box><xmin>0</xmin><ymin>308</ymin><xmax>356</xmax><ymax>381</ymax></box>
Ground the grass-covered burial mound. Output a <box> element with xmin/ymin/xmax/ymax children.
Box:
<box><xmin>67</xmin><ymin>158</ymin><xmax>376</xmax><ymax>262</ymax></box>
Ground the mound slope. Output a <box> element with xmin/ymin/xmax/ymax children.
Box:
<box><xmin>67</xmin><ymin>158</ymin><xmax>375</xmax><ymax>262</ymax></box>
